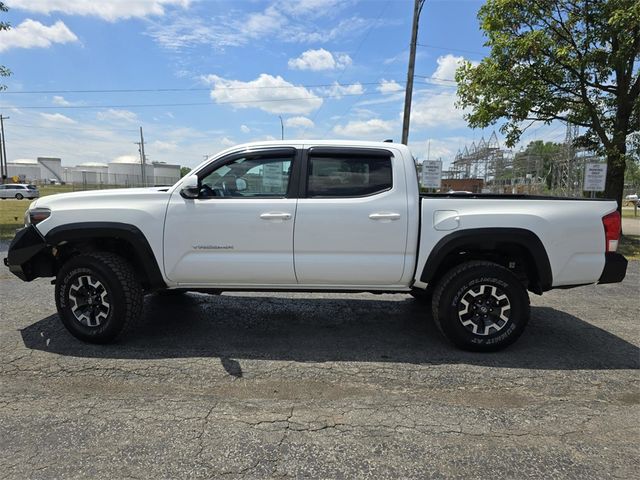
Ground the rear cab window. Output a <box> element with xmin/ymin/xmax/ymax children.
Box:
<box><xmin>306</xmin><ymin>149</ymin><xmax>393</xmax><ymax>198</ymax></box>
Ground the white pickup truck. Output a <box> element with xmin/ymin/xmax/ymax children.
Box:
<box><xmin>5</xmin><ymin>140</ymin><xmax>627</xmax><ymax>351</ymax></box>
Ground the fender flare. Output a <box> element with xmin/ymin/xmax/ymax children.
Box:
<box><xmin>45</xmin><ymin>222</ymin><xmax>166</xmax><ymax>289</ymax></box>
<box><xmin>420</xmin><ymin>227</ymin><xmax>553</xmax><ymax>292</ymax></box>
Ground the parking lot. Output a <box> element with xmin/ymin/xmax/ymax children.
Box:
<box><xmin>0</xmin><ymin>256</ymin><xmax>638</xmax><ymax>479</ymax></box>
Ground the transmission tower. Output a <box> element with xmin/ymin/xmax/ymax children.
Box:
<box><xmin>553</xmin><ymin>123</ymin><xmax>580</xmax><ymax>196</ymax></box>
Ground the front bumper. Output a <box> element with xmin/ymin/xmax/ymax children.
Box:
<box><xmin>3</xmin><ymin>225</ymin><xmax>51</xmax><ymax>281</ymax></box>
<box><xmin>598</xmin><ymin>252</ymin><xmax>628</xmax><ymax>284</ymax></box>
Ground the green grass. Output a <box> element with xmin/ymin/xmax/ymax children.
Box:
<box><xmin>0</xmin><ymin>184</ymin><xmax>140</xmax><ymax>240</ymax></box>
<box><xmin>0</xmin><ymin>199</ymin><xmax>33</xmax><ymax>240</ymax></box>
<box><xmin>0</xmin><ymin>185</ymin><xmax>75</xmax><ymax>240</ymax></box>
<box><xmin>619</xmin><ymin>235</ymin><xmax>640</xmax><ymax>260</ymax></box>
<box><xmin>622</xmin><ymin>207</ymin><xmax>639</xmax><ymax>218</ymax></box>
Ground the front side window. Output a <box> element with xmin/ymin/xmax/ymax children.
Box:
<box><xmin>199</xmin><ymin>154</ymin><xmax>293</xmax><ymax>198</ymax></box>
<box><xmin>307</xmin><ymin>154</ymin><xmax>392</xmax><ymax>197</ymax></box>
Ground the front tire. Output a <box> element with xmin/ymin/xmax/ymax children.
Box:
<box><xmin>55</xmin><ymin>252</ymin><xmax>143</xmax><ymax>344</ymax></box>
<box><xmin>15</xmin><ymin>193</ymin><xmax>23</xmax><ymax>200</ymax></box>
<box><xmin>431</xmin><ymin>261</ymin><xmax>530</xmax><ymax>352</ymax></box>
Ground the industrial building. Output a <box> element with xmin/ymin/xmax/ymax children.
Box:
<box><xmin>6</xmin><ymin>156</ymin><xmax>180</xmax><ymax>187</ymax></box>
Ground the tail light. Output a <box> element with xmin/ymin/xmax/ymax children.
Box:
<box><xmin>602</xmin><ymin>211</ymin><xmax>621</xmax><ymax>252</ymax></box>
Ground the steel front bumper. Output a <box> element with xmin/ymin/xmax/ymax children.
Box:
<box><xmin>598</xmin><ymin>252</ymin><xmax>628</xmax><ymax>284</ymax></box>
<box><xmin>3</xmin><ymin>225</ymin><xmax>51</xmax><ymax>281</ymax></box>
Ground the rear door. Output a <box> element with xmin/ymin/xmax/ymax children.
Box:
<box><xmin>293</xmin><ymin>147</ymin><xmax>409</xmax><ymax>286</ymax></box>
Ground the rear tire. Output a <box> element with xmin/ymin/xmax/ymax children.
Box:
<box><xmin>431</xmin><ymin>261</ymin><xmax>530</xmax><ymax>352</ymax></box>
<box><xmin>15</xmin><ymin>193</ymin><xmax>23</xmax><ymax>200</ymax></box>
<box><xmin>55</xmin><ymin>252</ymin><xmax>143</xmax><ymax>344</ymax></box>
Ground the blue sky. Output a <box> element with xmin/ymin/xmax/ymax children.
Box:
<box><xmin>0</xmin><ymin>0</ymin><xmax>567</xmax><ymax>168</ymax></box>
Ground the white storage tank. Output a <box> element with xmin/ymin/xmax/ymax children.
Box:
<box><xmin>152</xmin><ymin>162</ymin><xmax>181</xmax><ymax>186</ymax></box>
<box><xmin>37</xmin><ymin>157</ymin><xmax>63</xmax><ymax>183</ymax></box>
<box><xmin>7</xmin><ymin>159</ymin><xmax>41</xmax><ymax>182</ymax></box>
<box><xmin>108</xmin><ymin>155</ymin><xmax>153</xmax><ymax>186</ymax></box>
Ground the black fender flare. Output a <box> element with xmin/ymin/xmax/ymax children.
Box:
<box><xmin>420</xmin><ymin>228</ymin><xmax>553</xmax><ymax>293</ymax></box>
<box><xmin>45</xmin><ymin>222</ymin><xmax>166</xmax><ymax>289</ymax></box>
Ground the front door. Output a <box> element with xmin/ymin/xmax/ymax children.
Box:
<box><xmin>164</xmin><ymin>148</ymin><xmax>299</xmax><ymax>285</ymax></box>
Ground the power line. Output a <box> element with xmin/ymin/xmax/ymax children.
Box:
<box><xmin>0</xmin><ymin>81</ymin><xmax>402</xmax><ymax>95</ymax></box>
<box><xmin>8</xmin><ymin>121</ymin><xmax>139</xmax><ymax>133</ymax></box>
<box><xmin>414</xmin><ymin>74</ymin><xmax>457</xmax><ymax>83</ymax></box>
<box><xmin>416</xmin><ymin>43</ymin><xmax>486</xmax><ymax>57</ymax></box>
<box><xmin>304</xmin><ymin>0</ymin><xmax>392</xmax><ymax>136</ymax></box>
<box><xmin>0</xmin><ymin>90</ymin><xmax>387</xmax><ymax>110</ymax></box>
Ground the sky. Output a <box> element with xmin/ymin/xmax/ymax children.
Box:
<box><xmin>0</xmin><ymin>0</ymin><xmax>568</xmax><ymax>169</ymax></box>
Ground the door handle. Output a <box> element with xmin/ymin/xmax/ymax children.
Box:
<box><xmin>260</xmin><ymin>212</ymin><xmax>292</xmax><ymax>221</ymax></box>
<box><xmin>369</xmin><ymin>212</ymin><xmax>401</xmax><ymax>221</ymax></box>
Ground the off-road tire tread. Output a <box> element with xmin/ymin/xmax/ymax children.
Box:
<box><xmin>57</xmin><ymin>251</ymin><xmax>143</xmax><ymax>342</ymax></box>
<box><xmin>87</xmin><ymin>252</ymin><xmax>143</xmax><ymax>339</ymax></box>
<box><xmin>431</xmin><ymin>260</ymin><xmax>528</xmax><ymax>351</ymax></box>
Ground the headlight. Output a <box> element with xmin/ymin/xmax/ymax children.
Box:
<box><xmin>24</xmin><ymin>208</ymin><xmax>51</xmax><ymax>226</ymax></box>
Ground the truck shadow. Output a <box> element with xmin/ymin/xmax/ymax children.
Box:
<box><xmin>20</xmin><ymin>293</ymin><xmax>639</xmax><ymax>371</ymax></box>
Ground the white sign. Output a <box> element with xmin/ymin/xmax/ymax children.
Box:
<box><xmin>421</xmin><ymin>160</ymin><xmax>442</xmax><ymax>189</ymax></box>
<box><xmin>584</xmin><ymin>163</ymin><xmax>607</xmax><ymax>192</ymax></box>
<box><xmin>262</xmin><ymin>162</ymin><xmax>284</xmax><ymax>188</ymax></box>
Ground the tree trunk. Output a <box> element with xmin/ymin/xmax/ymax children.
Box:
<box><xmin>604</xmin><ymin>148</ymin><xmax>626</xmax><ymax>215</ymax></box>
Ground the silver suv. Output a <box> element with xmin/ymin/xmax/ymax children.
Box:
<box><xmin>0</xmin><ymin>184</ymin><xmax>40</xmax><ymax>200</ymax></box>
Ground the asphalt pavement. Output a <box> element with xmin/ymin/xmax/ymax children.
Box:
<box><xmin>0</xmin><ymin>259</ymin><xmax>638</xmax><ymax>479</ymax></box>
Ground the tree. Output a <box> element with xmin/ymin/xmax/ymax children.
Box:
<box><xmin>180</xmin><ymin>166</ymin><xmax>192</xmax><ymax>177</ymax></box>
<box><xmin>456</xmin><ymin>0</ymin><xmax>640</xmax><ymax>211</ymax></box>
<box><xmin>513</xmin><ymin>140</ymin><xmax>564</xmax><ymax>189</ymax></box>
<box><xmin>0</xmin><ymin>2</ymin><xmax>10</xmax><ymax>91</ymax></box>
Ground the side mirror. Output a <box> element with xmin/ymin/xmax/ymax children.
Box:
<box><xmin>236</xmin><ymin>178</ymin><xmax>247</xmax><ymax>192</ymax></box>
<box><xmin>180</xmin><ymin>175</ymin><xmax>199</xmax><ymax>199</ymax></box>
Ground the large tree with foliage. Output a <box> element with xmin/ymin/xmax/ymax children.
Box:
<box><xmin>0</xmin><ymin>2</ymin><xmax>10</xmax><ymax>91</ymax></box>
<box><xmin>456</xmin><ymin>0</ymin><xmax>640</xmax><ymax>210</ymax></box>
<box><xmin>513</xmin><ymin>140</ymin><xmax>564</xmax><ymax>189</ymax></box>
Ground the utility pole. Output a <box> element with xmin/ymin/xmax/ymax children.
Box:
<box><xmin>401</xmin><ymin>0</ymin><xmax>425</xmax><ymax>145</ymax></box>
<box><xmin>279</xmin><ymin>116</ymin><xmax>284</xmax><ymax>140</ymax></box>
<box><xmin>0</xmin><ymin>115</ymin><xmax>8</xmax><ymax>183</ymax></box>
<box><xmin>137</xmin><ymin>126</ymin><xmax>147</xmax><ymax>187</ymax></box>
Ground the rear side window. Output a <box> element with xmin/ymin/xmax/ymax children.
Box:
<box><xmin>307</xmin><ymin>153</ymin><xmax>392</xmax><ymax>197</ymax></box>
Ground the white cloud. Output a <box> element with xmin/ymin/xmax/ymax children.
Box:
<box><xmin>411</xmin><ymin>90</ymin><xmax>467</xmax><ymax>128</ymax></box>
<box><xmin>377</xmin><ymin>79</ymin><xmax>403</xmax><ymax>94</ymax></box>
<box><xmin>220</xmin><ymin>136</ymin><xmax>235</xmax><ymax>147</ymax></box>
<box><xmin>51</xmin><ymin>95</ymin><xmax>84</xmax><ymax>107</ymax></box>
<box><xmin>146</xmin><ymin>17</ymin><xmax>243</xmax><ymax>51</ymax></box>
<box><xmin>280</xmin><ymin>0</ymin><xmax>348</xmax><ymax>17</ymax></box>
<box><xmin>284</xmin><ymin>116</ymin><xmax>314</xmax><ymax>129</ymax></box>
<box><xmin>147</xmin><ymin>8</ymin><xmax>386</xmax><ymax>51</ymax></box>
<box><xmin>0</xmin><ymin>19</ymin><xmax>78</xmax><ymax>52</ymax></box>
<box><xmin>52</xmin><ymin>96</ymin><xmax>70</xmax><ymax>106</ymax></box>
<box><xmin>333</xmin><ymin>119</ymin><xmax>395</xmax><ymax>137</ymax></box>
<box><xmin>288</xmin><ymin>49</ymin><xmax>352</xmax><ymax>71</ymax></box>
<box><xmin>320</xmin><ymin>82</ymin><xmax>364</xmax><ymax>99</ymax></box>
<box><xmin>203</xmin><ymin>73</ymin><xmax>323</xmax><ymax>115</ymax></box>
<box><xmin>7</xmin><ymin>0</ymin><xmax>190</xmax><ymax>21</ymax></box>
<box><xmin>240</xmin><ymin>125</ymin><xmax>250</xmax><ymax>134</ymax></box>
<box><xmin>40</xmin><ymin>112</ymin><xmax>77</xmax><ymax>124</ymax></box>
<box><xmin>96</xmin><ymin>109</ymin><xmax>138</xmax><ymax>123</ymax></box>
<box><xmin>431</xmin><ymin>54</ymin><xmax>478</xmax><ymax>84</ymax></box>
<box><xmin>243</xmin><ymin>5</ymin><xmax>286</xmax><ymax>39</ymax></box>
<box><xmin>150</xmin><ymin>140</ymin><xmax>179</xmax><ymax>152</ymax></box>
<box><xmin>287</xmin><ymin>17</ymin><xmax>390</xmax><ymax>44</ymax></box>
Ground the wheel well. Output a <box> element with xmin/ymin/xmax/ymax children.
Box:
<box><xmin>428</xmin><ymin>243</ymin><xmax>542</xmax><ymax>294</ymax></box>
<box><xmin>422</xmin><ymin>229</ymin><xmax>552</xmax><ymax>295</ymax></box>
<box><xmin>54</xmin><ymin>238</ymin><xmax>156</xmax><ymax>290</ymax></box>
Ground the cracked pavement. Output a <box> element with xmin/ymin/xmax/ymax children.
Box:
<box><xmin>0</xmin><ymin>259</ymin><xmax>638</xmax><ymax>479</ymax></box>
